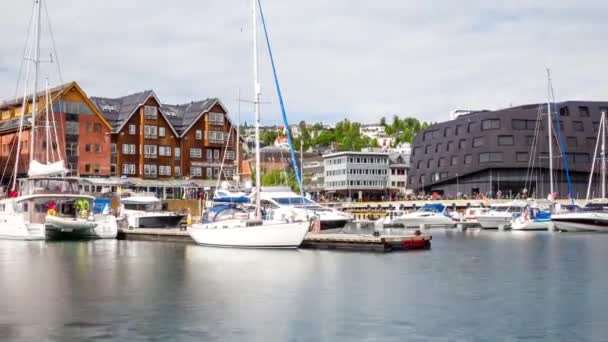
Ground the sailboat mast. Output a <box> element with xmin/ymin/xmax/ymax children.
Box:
<box><xmin>546</xmin><ymin>69</ymin><xmax>554</xmax><ymax>199</ymax></box>
<box><xmin>30</xmin><ymin>0</ymin><xmax>42</xmax><ymax>164</ymax></box>
<box><xmin>602</xmin><ymin>111</ymin><xmax>606</xmax><ymax>200</ymax></box>
<box><xmin>236</xmin><ymin>88</ymin><xmax>241</xmax><ymax>187</ymax></box>
<box><xmin>252</xmin><ymin>0</ymin><xmax>262</xmax><ymax>219</ymax></box>
<box><xmin>586</xmin><ymin>112</ymin><xmax>603</xmax><ymax>201</ymax></box>
<box><xmin>45</xmin><ymin>77</ymin><xmax>51</xmax><ymax>163</ymax></box>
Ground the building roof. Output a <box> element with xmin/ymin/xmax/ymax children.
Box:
<box><xmin>161</xmin><ymin>98</ymin><xmax>218</xmax><ymax>135</ymax></box>
<box><xmin>323</xmin><ymin>151</ymin><xmax>389</xmax><ymax>159</ymax></box>
<box><xmin>0</xmin><ymin>82</ymin><xmax>72</xmax><ymax>110</ymax></box>
<box><xmin>90</xmin><ymin>90</ymin><xmax>155</xmax><ymax>131</ymax></box>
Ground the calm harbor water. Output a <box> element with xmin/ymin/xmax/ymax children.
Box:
<box><xmin>1</xmin><ymin>230</ymin><xmax>608</xmax><ymax>341</ymax></box>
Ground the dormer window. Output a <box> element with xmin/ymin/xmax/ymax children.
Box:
<box><xmin>144</xmin><ymin>106</ymin><xmax>158</xmax><ymax>119</ymax></box>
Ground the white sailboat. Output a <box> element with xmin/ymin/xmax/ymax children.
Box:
<box><xmin>552</xmin><ymin>111</ymin><xmax>608</xmax><ymax>232</ymax></box>
<box><xmin>0</xmin><ymin>0</ymin><xmax>117</xmax><ymax>240</ymax></box>
<box><xmin>188</xmin><ymin>0</ymin><xmax>309</xmax><ymax>248</ymax></box>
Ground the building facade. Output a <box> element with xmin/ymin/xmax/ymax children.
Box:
<box><xmin>0</xmin><ymin>82</ymin><xmax>112</xmax><ymax>181</ymax></box>
<box><xmin>409</xmin><ymin>101</ymin><xmax>608</xmax><ymax>199</ymax></box>
<box><xmin>388</xmin><ymin>152</ymin><xmax>409</xmax><ymax>197</ymax></box>
<box><xmin>323</xmin><ymin>151</ymin><xmax>389</xmax><ymax>200</ymax></box>
<box><xmin>90</xmin><ymin>91</ymin><xmax>239</xmax><ymax>180</ymax></box>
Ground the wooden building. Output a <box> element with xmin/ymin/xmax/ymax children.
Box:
<box><xmin>90</xmin><ymin>91</ymin><xmax>239</xmax><ymax>180</ymax></box>
<box><xmin>0</xmin><ymin>82</ymin><xmax>112</xmax><ymax>182</ymax></box>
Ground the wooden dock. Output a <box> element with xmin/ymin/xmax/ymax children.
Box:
<box><xmin>117</xmin><ymin>228</ymin><xmax>432</xmax><ymax>252</ymax></box>
<box><xmin>301</xmin><ymin>233</ymin><xmax>431</xmax><ymax>252</ymax></box>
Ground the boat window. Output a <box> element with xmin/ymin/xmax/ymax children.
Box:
<box><xmin>261</xmin><ymin>200</ymin><xmax>280</xmax><ymax>210</ymax></box>
<box><xmin>272</xmin><ymin>197</ymin><xmax>314</xmax><ymax>206</ymax></box>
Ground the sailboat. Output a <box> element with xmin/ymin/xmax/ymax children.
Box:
<box><xmin>511</xmin><ymin>70</ymin><xmax>566</xmax><ymax>231</ymax></box>
<box><xmin>552</xmin><ymin>111</ymin><xmax>608</xmax><ymax>232</ymax></box>
<box><xmin>187</xmin><ymin>0</ymin><xmax>309</xmax><ymax>248</ymax></box>
<box><xmin>0</xmin><ymin>0</ymin><xmax>117</xmax><ymax>240</ymax></box>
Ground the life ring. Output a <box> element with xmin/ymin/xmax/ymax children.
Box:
<box><xmin>47</xmin><ymin>208</ymin><xmax>57</xmax><ymax>216</ymax></box>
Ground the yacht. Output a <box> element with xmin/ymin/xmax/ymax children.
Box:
<box><xmin>510</xmin><ymin>206</ymin><xmax>552</xmax><ymax>231</ymax></box>
<box><xmin>552</xmin><ymin>202</ymin><xmax>608</xmax><ymax>232</ymax></box>
<box><xmin>257</xmin><ymin>187</ymin><xmax>353</xmax><ymax>230</ymax></box>
<box><xmin>390</xmin><ymin>203</ymin><xmax>456</xmax><ymax>228</ymax></box>
<box><xmin>476</xmin><ymin>201</ymin><xmax>526</xmax><ymax>229</ymax></box>
<box><xmin>119</xmin><ymin>195</ymin><xmax>185</xmax><ymax>228</ymax></box>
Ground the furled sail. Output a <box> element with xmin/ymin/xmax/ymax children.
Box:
<box><xmin>27</xmin><ymin>160</ymin><xmax>68</xmax><ymax>177</ymax></box>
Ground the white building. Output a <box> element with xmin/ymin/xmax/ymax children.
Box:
<box><xmin>323</xmin><ymin>151</ymin><xmax>390</xmax><ymax>200</ymax></box>
<box><xmin>388</xmin><ymin>152</ymin><xmax>410</xmax><ymax>196</ymax></box>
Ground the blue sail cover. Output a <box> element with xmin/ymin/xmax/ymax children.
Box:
<box><xmin>213</xmin><ymin>196</ymin><xmax>250</xmax><ymax>204</ymax></box>
<box><xmin>421</xmin><ymin>203</ymin><xmax>445</xmax><ymax>212</ymax></box>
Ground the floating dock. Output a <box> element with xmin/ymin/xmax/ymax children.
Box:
<box><xmin>117</xmin><ymin>228</ymin><xmax>431</xmax><ymax>252</ymax></box>
<box><xmin>301</xmin><ymin>233</ymin><xmax>431</xmax><ymax>252</ymax></box>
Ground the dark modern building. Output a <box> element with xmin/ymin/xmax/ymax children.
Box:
<box><xmin>409</xmin><ymin>101</ymin><xmax>608</xmax><ymax>199</ymax></box>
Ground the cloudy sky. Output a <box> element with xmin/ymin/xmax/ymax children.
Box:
<box><xmin>1</xmin><ymin>0</ymin><xmax>607</xmax><ymax>125</ymax></box>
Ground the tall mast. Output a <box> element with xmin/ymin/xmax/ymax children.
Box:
<box><xmin>45</xmin><ymin>77</ymin><xmax>51</xmax><ymax>163</ymax></box>
<box><xmin>235</xmin><ymin>88</ymin><xmax>241</xmax><ymax>187</ymax></box>
<box><xmin>252</xmin><ymin>0</ymin><xmax>262</xmax><ymax>219</ymax></box>
<box><xmin>602</xmin><ymin>111</ymin><xmax>606</xmax><ymax>200</ymax></box>
<box><xmin>546</xmin><ymin>69</ymin><xmax>554</xmax><ymax>199</ymax></box>
<box><xmin>30</xmin><ymin>0</ymin><xmax>42</xmax><ymax>164</ymax></box>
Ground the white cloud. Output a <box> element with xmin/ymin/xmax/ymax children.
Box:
<box><xmin>1</xmin><ymin>0</ymin><xmax>607</xmax><ymax>125</ymax></box>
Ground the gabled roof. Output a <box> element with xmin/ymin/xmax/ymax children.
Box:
<box><xmin>161</xmin><ymin>98</ymin><xmax>218</xmax><ymax>136</ymax></box>
<box><xmin>90</xmin><ymin>90</ymin><xmax>178</xmax><ymax>136</ymax></box>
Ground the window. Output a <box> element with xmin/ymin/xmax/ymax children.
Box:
<box><xmin>85</xmin><ymin>144</ymin><xmax>91</xmax><ymax>152</ymax></box>
<box><xmin>174</xmin><ymin>166</ymin><xmax>181</xmax><ymax>176</ymax></box>
<box><xmin>566</xmin><ymin>137</ymin><xmax>577</xmax><ymax>147</ymax></box>
<box><xmin>159</xmin><ymin>127</ymin><xmax>166</xmax><ymax>137</ymax></box>
<box><xmin>209</xmin><ymin>112</ymin><xmax>224</xmax><ymax>124</ymax></box>
<box><xmin>438</xmin><ymin>158</ymin><xmax>445</xmax><ymax>167</ymax></box>
<box><xmin>479</xmin><ymin>152</ymin><xmax>503</xmax><ymax>163</ymax></box>
<box><xmin>481</xmin><ymin>119</ymin><xmax>500</xmax><ymax>130</ymax></box>
<box><xmin>94</xmin><ymin>164</ymin><xmax>100</xmax><ymax>173</ymax></box>
<box><xmin>455</xmin><ymin>125</ymin><xmax>462</xmax><ymax>136</ymax></box>
<box><xmin>417</xmin><ymin>160</ymin><xmax>423</xmax><ymax>169</ymax></box>
<box><xmin>444</xmin><ymin>127</ymin><xmax>452</xmax><ymax>137</ymax></box>
<box><xmin>575</xmin><ymin>153</ymin><xmax>590</xmax><ymax>163</ymax></box>
<box><xmin>159</xmin><ymin>165</ymin><xmax>171</xmax><ymax>176</ymax></box>
<box><xmin>225</xmin><ymin>151</ymin><xmax>236</xmax><ymax>160</ymax></box>
<box><xmin>423</xmin><ymin>131</ymin><xmax>433</xmax><ymax>141</ymax></box>
<box><xmin>427</xmin><ymin>159</ymin><xmax>433</xmax><ymax>168</ymax></box>
<box><xmin>110</xmin><ymin>164</ymin><xmax>116</xmax><ymax>176</ymax></box>
<box><xmin>467</xmin><ymin>122</ymin><xmax>475</xmax><ymax>133</ymax></box>
<box><xmin>158</xmin><ymin>145</ymin><xmax>171</xmax><ymax>156</ymax></box>
<box><xmin>206</xmin><ymin>149</ymin><xmax>213</xmax><ymax>160</ymax></box>
<box><xmin>144</xmin><ymin>164</ymin><xmax>157</xmax><ymax>176</ymax></box>
<box><xmin>573</xmin><ymin>121</ymin><xmax>584</xmax><ymax>131</ymax></box>
<box><xmin>144</xmin><ymin>106</ymin><xmax>158</xmax><ymax>120</ymax></box>
<box><xmin>435</xmin><ymin>143</ymin><xmax>443</xmax><ymax>153</ymax></box>
<box><xmin>190</xmin><ymin>148</ymin><xmax>202</xmax><ymax>158</ymax></box>
<box><xmin>425</xmin><ymin>145</ymin><xmax>431</xmax><ymax>153</ymax></box>
<box><xmin>65</xmin><ymin>122</ymin><xmax>79</xmax><ymax>135</ymax></box>
<box><xmin>525</xmin><ymin>136</ymin><xmax>534</xmax><ymax>145</ymax></box>
<box><xmin>94</xmin><ymin>144</ymin><xmax>101</xmax><ymax>153</ymax></box>
<box><xmin>472</xmin><ymin>137</ymin><xmax>483</xmax><ymax>147</ymax></box>
<box><xmin>129</xmin><ymin>124</ymin><xmax>136</xmax><ymax>135</ymax></box>
<box><xmin>516</xmin><ymin>152</ymin><xmax>529</xmax><ymax>162</ymax></box>
<box><xmin>195</xmin><ymin>130</ymin><xmax>202</xmax><ymax>140</ymax></box>
<box><xmin>144</xmin><ymin>145</ymin><xmax>157</xmax><ymax>158</ymax></box>
<box><xmin>451</xmin><ymin>156</ymin><xmax>458</xmax><ymax>166</ymax></box>
<box><xmin>144</xmin><ymin>125</ymin><xmax>157</xmax><ymax>139</ymax></box>
<box><xmin>111</xmin><ymin>143</ymin><xmax>116</xmax><ymax>155</ymax></box>
<box><xmin>93</xmin><ymin>123</ymin><xmax>102</xmax><ymax>132</ymax></box>
<box><xmin>464</xmin><ymin>154</ymin><xmax>472</xmax><ymax>165</ymax></box>
<box><xmin>175</xmin><ymin>147</ymin><xmax>181</xmax><ymax>159</ymax></box>
<box><xmin>210</xmin><ymin>131</ymin><xmax>224</xmax><ymax>142</ymax></box>
<box><xmin>122</xmin><ymin>163</ymin><xmax>136</xmax><ymax>175</ymax></box>
<box><xmin>559</xmin><ymin>107</ymin><xmax>570</xmax><ymax>117</ymax></box>
<box><xmin>67</xmin><ymin>143</ymin><xmax>78</xmax><ymax>156</ymax></box>
<box><xmin>85</xmin><ymin>164</ymin><xmax>91</xmax><ymax>172</ymax></box>
<box><xmin>498</xmin><ymin>135</ymin><xmax>514</xmax><ymax>146</ymax></box>
<box><xmin>447</xmin><ymin>141</ymin><xmax>454</xmax><ymax>152</ymax></box>
<box><xmin>213</xmin><ymin>150</ymin><xmax>220</xmax><ymax>160</ymax></box>
<box><xmin>191</xmin><ymin>167</ymin><xmax>203</xmax><ymax>177</ymax></box>
<box><xmin>578</xmin><ymin>106</ymin><xmax>590</xmax><ymax>117</ymax></box>
<box><xmin>512</xmin><ymin>119</ymin><xmax>538</xmax><ymax>130</ymax></box>
<box><xmin>458</xmin><ymin>139</ymin><xmax>466</xmax><ymax>149</ymax></box>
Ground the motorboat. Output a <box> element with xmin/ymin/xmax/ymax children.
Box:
<box><xmin>119</xmin><ymin>195</ymin><xmax>184</xmax><ymax>228</ymax></box>
<box><xmin>552</xmin><ymin>202</ymin><xmax>608</xmax><ymax>232</ymax></box>
<box><xmin>390</xmin><ymin>203</ymin><xmax>456</xmax><ymax>228</ymax></box>
<box><xmin>510</xmin><ymin>206</ymin><xmax>552</xmax><ymax>231</ymax></box>
<box><xmin>462</xmin><ymin>207</ymin><xmax>490</xmax><ymax>224</ymax></box>
<box><xmin>476</xmin><ymin>201</ymin><xmax>526</xmax><ymax>229</ymax></box>
<box><xmin>188</xmin><ymin>203</ymin><xmax>310</xmax><ymax>248</ymax></box>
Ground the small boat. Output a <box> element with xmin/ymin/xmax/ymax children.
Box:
<box><xmin>476</xmin><ymin>201</ymin><xmax>526</xmax><ymax>229</ymax></box>
<box><xmin>462</xmin><ymin>207</ymin><xmax>489</xmax><ymax>224</ymax></box>
<box><xmin>510</xmin><ymin>207</ymin><xmax>552</xmax><ymax>231</ymax></box>
<box><xmin>188</xmin><ymin>204</ymin><xmax>310</xmax><ymax>248</ymax></box>
<box><xmin>120</xmin><ymin>195</ymin><xmax>185</xmax><ymax>228</ymax></box>
<box><xmin>391</xmin><ymin>203</ymin><xmax>456</xmax><ymax>228</ymax></box>
<box><xmin>45</xmin><ymin>210</ymin><xmax>118</xmax><ymax>239</ymax></box>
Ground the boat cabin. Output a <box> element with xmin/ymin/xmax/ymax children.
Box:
<box><xmin>121</xmin><ymin>196</ymin><xmax>163</xmax><ymax>212</ymax></box>
<box><xmin>17</xmin><ymin>177</ymin><xmax>80</xmax><ymax>196</ymax></box>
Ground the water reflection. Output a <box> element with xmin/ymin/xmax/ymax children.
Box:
<box><xmin>1</xmin><ymin>231</ymin><xmax>608</xmax><ymax>341</ymax></box>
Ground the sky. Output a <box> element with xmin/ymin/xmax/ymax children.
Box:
<box><xmin>1</xmin><ymin>0</ymin><xmax>608</xmax><ymax>125</ymax></box>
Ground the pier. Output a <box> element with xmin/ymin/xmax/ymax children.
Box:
<box><xmin>117</xmin><ymin>227</ymin><xmax>431</xmax><ymax>252</ymax></box>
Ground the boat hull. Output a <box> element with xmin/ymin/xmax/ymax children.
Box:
<box><xmin>510</xmin><ymin>218</ymin><xmax>551</xmax><ymax>231</ymax></box>
<box><xmin>393</xmin><ymin>216</ymin><xmax>455</xmax><ymax>228</ymax></box>
<box><xmin>188</xmin><ymin>220</ymin><xmax>309</xmax><ymax>248</ymax></box>
<box><xmin>127</xmin><ymin>214</ymin><xmax>185</xmax><ymax>228</ymax></box>
<box><xmin>320</xmin><ymin>219</ymin><xmax>351</xmax><ymax>230</ymax></box>
<box><xmin>0</xmin><ymin>215</ymin><xmax>46</xmax><ymax>240</ymax></box>
<box><xmin>552</xmin><ymin>213</ymin><xmax>608</xmax><ymax>232</ymax></box>
<box><xmin>477</xmin><ymin>216</ymin><xmax>513</xmax><ymax>229</ymax></box>
<box><xmin>46</xmin><ymin>215</ymin><xmax>118</xmax><ymax>239</ymax></box>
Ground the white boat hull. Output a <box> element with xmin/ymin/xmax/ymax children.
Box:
<box><xmin>510</xmin><ymin>218</ymin><xmax>551</xmax><ymax>231</ymax></box>
<box><xmin>0</xmin><ymin>218</ymin><xmax>45</xmax><ymax>241</ymax></box>
<box><xmin>46</xmin><ymin>215</ymin><xmax>118</xmax><ymax>239</ymax></box>
<box><xmin>477</xmin><ymin>215</ymin><xmax>514</xmax><ymax>229</ymax></box>
<box><xmin>188</xmin><ymin>220</ymin><xmax>310</xmax><ymax>248</ymax></box>
<box><xmin>393</xmin><ymin>215</ymin><xmax>455</xmax><ymax>228</ymax></box>
<box><xmin>552</xmin><ymin>212</ymin><xmax>608</xmax><ymax>232</ymax></box>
